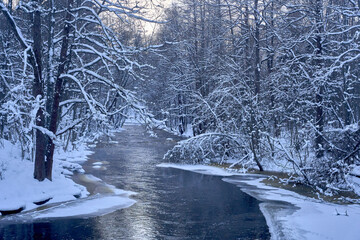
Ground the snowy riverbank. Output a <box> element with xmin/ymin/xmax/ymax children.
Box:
<box><xmin>158</xmin><ymin>163</ymin><xmax>360</xmax><ymax>240</ymax></box>
<box><xmin>0</xmin><ymin>140</ymin><xmax>135</xmax><ymax>218</ymax></box>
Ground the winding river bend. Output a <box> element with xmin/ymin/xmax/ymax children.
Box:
<box><xmin>0</xmin><ymin>125</ymin><xmax>270</xmax><ymax>239</ymax></box>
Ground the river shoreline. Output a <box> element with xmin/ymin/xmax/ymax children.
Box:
<box><xmin>158</xmin><ymin>163</ymin><xmax>360</xmax><ymax>240</ymax></box>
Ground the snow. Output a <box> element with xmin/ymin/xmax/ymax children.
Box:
<box><xmin>225</xmin><ymin>176</ymin><xmax>360</xmax><ymax>240</ymax></box>
<box><xmin>33</xmin><ymin>195</ymin><xmax>136</xmax><ymax>219</ymax></box>
<box><xmin>352</xmin><ymin>165</ymin><xmax>360</xmax><ymax>176</ymax></box>
<box><xmin>182</xmin><ymin>124</ymin><xmax>194</xmax><ymax>137</ymax></box>
<box><xmin>158</xmin><ymin>163</ymin><xmax>360</xmax><ymax>240</ymax></box>
<box><xmin>0</xmin><ymin>140</ymin><xmax>89</xmax><ymax>215</ymax></box>
<box><xmin>92</xmin><ymin>161</ymin><xmax>103</xmax><ymax>166</ymax></box>
<box><xmin>0</xmin><ymin>140</ymin><xmax>135</xmax><ymax>219</ymax></box>
<box><xmin>81</xmin><ymin>174</ymin><xmax>102</xmax><ymax>182</ymax></box>
<box><xmin>163</xmin><ymin>123</ymin><xmax>194</xmax><ymax>137</ymax></box>
<box><xmin>157</xmin><ymin>163</ymin><xmax>236</xmax><ymax>176</ymax></box>
<box><xmin>54</xmin><ymin>143</ymin><xmax>94</xmax><ymax>163</ymax></box>
<box><xmin>348</xmin><ymin>175</ymin><xmax>360</xmax><ymax>195</ymax></box>
<box><xmin>90</xmin><ymin>161</ymin><xmax>109</xmax><ymax>171</ymax></box>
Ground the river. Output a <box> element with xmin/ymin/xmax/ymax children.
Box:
<box><xmin>0</xmin><ymin>125</ymin><xmax>270</xmax><ymax>239</ymax></box>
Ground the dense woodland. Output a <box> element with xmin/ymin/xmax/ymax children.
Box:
<box><xmin>141</xmin><ymin>0</ymin><xmax>360</xmax><ymax>195</ymax></box>
<box><xmin>1</xmin><ymin>0</ymin><xmax>360</xmax><ymax>196</ymax></box>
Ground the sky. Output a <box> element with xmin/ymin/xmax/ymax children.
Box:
<box><xmin>140</xmin><ymin>0</ymin><xmax>174</xmax><ymax>37</ymax></box>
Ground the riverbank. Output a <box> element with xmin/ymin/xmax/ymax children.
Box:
<box><xmin>0</xmin><ymin>139</ymin><xmax>135</xmax><ymax>218</ymax></box>
<box><xmin>0</xmin><ymin>140</ymin><xmax>89</xmax><ymax>215</ymax></box>
<box><xmin>158</xmin><ymin>163</ymin><xmax>360</xmax><ymax>240</ymax></box>
<box><xmin>210</xmin><ymin>162</ymin><xmax>360</xmax><ymax>204</ymax></box>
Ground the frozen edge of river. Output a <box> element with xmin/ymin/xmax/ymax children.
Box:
<box><xmin>157</xmin><ymin>163</ymin><xmax>360</xmax><ymax>240</ymax></box>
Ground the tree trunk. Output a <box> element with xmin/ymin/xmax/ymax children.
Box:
<box><xmin>45</xmin><ymin>0</ymin><xmax>74</xmax><ymax>180</ymax></box>
<box><xmin>251</xmin><ymin>0</ymin><xmax>262</xmax><ymax>170</ymax></box>
<box><xmin>0</xmin><ymin>2</ymin><xmax>47</xmax><ymax>181</ymax></box>
<box><xmin>46</xmin><ymin>0</ymin><xmax>55</xmax><ymax>126</ymax></box>
<box><xmin>314</xmin><ymin>1</ymin><xmax>324</xmax><ymax>159</ymax></box>
<box><xmin>32</xmin><ymin>0</ymin><xmax>47</xmax><ymax>181</ymax></box>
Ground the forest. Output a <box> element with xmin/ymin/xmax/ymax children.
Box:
<box><xmin>1</xmin><ymin>0</ymin><xmax>360</xmax><ymax>198</ymax></box>
<box><xmin>142</xmin><ymin>0</ymin><xmax>360</xmax><ymax>196</ymax></box>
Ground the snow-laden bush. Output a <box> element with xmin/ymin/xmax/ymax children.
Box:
<box><xmin>165</xmin><ymin>132</ymin><xmax>246</xmax><ymax>164</ymax></box>
<box><xmin>257</xmin><ymin>123</ymin><xmax>360</xmax><ymax>194</ymax></box>
<box><xmin>303</xmin><ymin>123</ymin><xmax>360</xmax><ymax>192</ymax></box>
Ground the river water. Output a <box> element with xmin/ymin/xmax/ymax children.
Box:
<box><xmin>0</xmin><ymin>125</ymin><xmax>270</xmax><ymax>239</ymax></box>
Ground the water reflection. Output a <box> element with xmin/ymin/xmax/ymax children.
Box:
<box><xmin>0</xmin><ymin>218</ymin><xmax>102</xmax><ymax>240</ymax></box>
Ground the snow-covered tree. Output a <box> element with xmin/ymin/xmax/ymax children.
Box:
<box><xmin>145</xmin><ymin>0</ymin><xmax>360</xmax><ymax>194</ymax></box>
<box><xmin>0</xmin><ymin>0</ymin><xmax>156</xmax><ymax>181</ymax></box>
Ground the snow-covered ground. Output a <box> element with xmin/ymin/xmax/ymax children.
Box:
<box><xmin>0</xmin><ymin>139</ymin><xmax>135</xmax><ymax>219</ymax></box>
<box><xmin>158</xmin><ymin>163</ymin><xmax>360</xmax><ymax>240</ymax></box>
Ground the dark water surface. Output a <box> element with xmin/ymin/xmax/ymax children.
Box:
<box><xmin>0</xmin><ymin>125</ymin><xmax>270</xmax><ymax>239</ymax></box>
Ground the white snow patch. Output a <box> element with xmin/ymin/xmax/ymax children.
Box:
<box><xmin>56</xmin><ymin>160</ymin><xmax>85</xmax><ymax>175</ymax></box>
<box><xmin>92</xmin><ymin>165</ymin><xmax>103</xmax><ymax>169</ymax></box>
<box><xmin>348</xmin><ymin>175</ymin><xmax>360</xmax><ymax>195</ymax></box>
<box><xmin>92</xmin><ymin>161</ymin><xmax>103</xmax><ymax>166</ymax></box>
<box><xmin>54</xmin><ymin>143</ymin><xmax>94</xmax><ymax>163</ymax></box>
<box><xmin>182</xmin><ymin>124</ymin><xmax>194</xmax><ymax>137</ymax></box>
<box><xmin>351</xmin><ymin>165</ymin><xmax>360</xmax><ymax>176</ymax></box>
<box><xmin>157</xmin><ymin>163</ymin><xmax>237</xmax><ymax>176</ymax></box>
